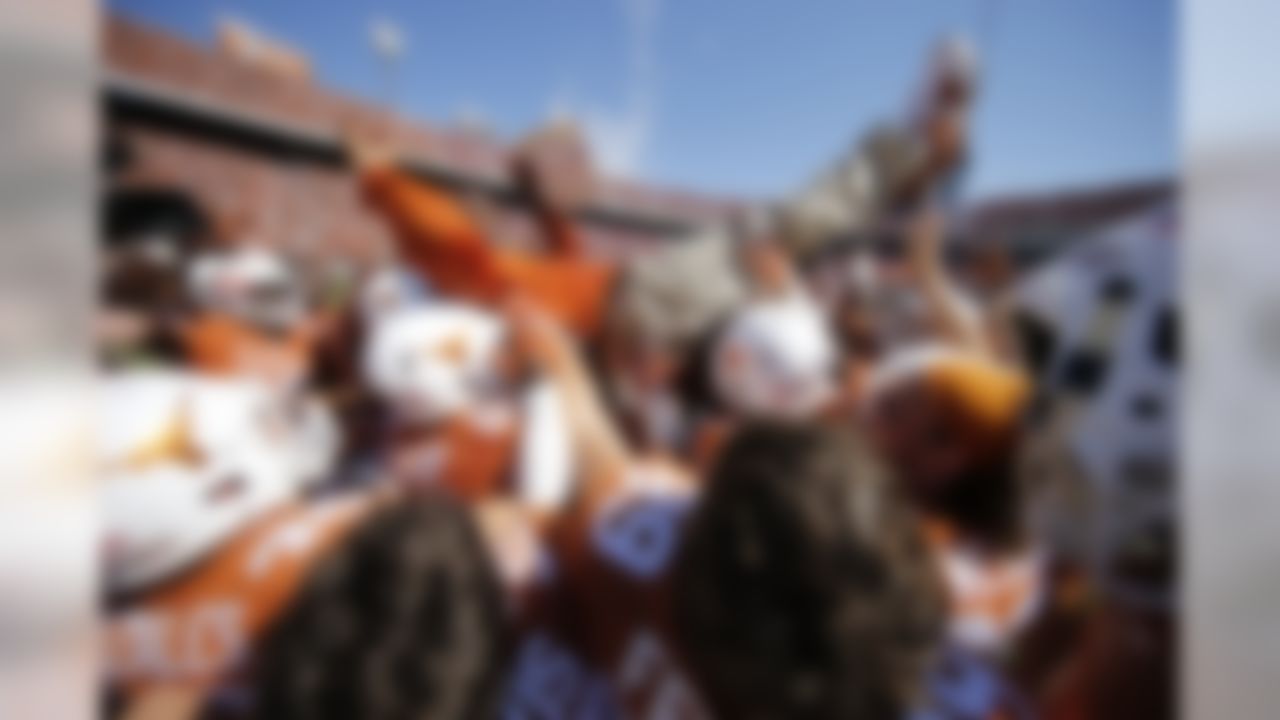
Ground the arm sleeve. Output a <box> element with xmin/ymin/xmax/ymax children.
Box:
<box><xmin>362</xmin><ymin>168</ymin><xmax>616</xmax><ymax>338</ymax></box>
<box><xmin>360</xmin><ymin>167</ymin><xmax>508</xmax><ymax>301</ymax></box>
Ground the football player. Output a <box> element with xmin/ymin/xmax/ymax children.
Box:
<box><xmin>360</xmin><ymin>299</ymin><xmax>574</xmax><ymax>511</ymax></box>
<box><xmin>501</xmin><ymin>300</ymin><xmax>949</xmax><ymax>719</ymax></box>
<box><xmin>100</xmin><ymin>371</ymin><xmax>510</xmax><ymax>720</ymax></box>
<box><xmin>861</xmin><ymin>344</ymin><xmax>1042</xmax><ymax>657</ymax></box>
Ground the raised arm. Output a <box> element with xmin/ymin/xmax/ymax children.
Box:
<box><xmin>530</xmin><ymin>202</ymin><xmax>587</xmax><ymax>258</ymax></box>
<box><xmin>506</xmin><ymin>299</ymin><xmax>631</xmax><ymax>515</ymax></box>
<box><xmin>347</xmin><ymin>124</ymin><xmax>616</xmax><ymax>339</ymax></box>
<box><xmin>345</xmin><ymin>124</ymin><xmax>508</xmax><ymax>302</ymax></box>
<box><xmin>904</xmin><ymin>205</ymin><xmax>995</xmax><ymax>356</ymax></box>
<box><xmin>511</xmin><ymin>121</ymin><xmax>594</xmax><ymax>258</ymax></box>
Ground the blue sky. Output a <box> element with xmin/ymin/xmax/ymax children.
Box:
<box><xmin>109</xmin><ymin>0</ymin><xmax>1174</xmax><ymax>201</ymax></box>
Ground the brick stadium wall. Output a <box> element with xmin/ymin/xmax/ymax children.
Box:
<box><xmin>103</xmin><ymin>14</ymin><xmax>749</xmax><ymax>266</ymax></box>
<box><xmin>109</xmin><ymin>119</ymin><xmax>388</xmax><ymax>261</ymax></box>
<box><xmin>959</xmin><ymin>181</ymin><xmax>1174</xmax><ymax>252</ymax></box>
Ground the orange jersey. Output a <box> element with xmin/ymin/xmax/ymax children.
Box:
<box><xmin>361</xmin><ymin>168</ymin><xmax>618</xmax><ymax>339</ymax></box>
<box><xmin>391</xmin><ymin>406</ymin><xmax>520</xmax><ymax>502</ymax></box>
<box><xmin>183</xmin><ymin>313</ymin><xmax>315</xmax><ymax>387</ymax></box>
<box><xmin>505</xmin><ymin>458</ymin><xmax>712</xmax><ymax>719</ymax></box>
<box><xmin>105</xmin><ymin>495</ymin><xmax>373</xmax><ymax>696</ymax></box>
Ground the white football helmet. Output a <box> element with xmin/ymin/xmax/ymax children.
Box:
<box><xmin>1008</xmin><ymin>202</ymin><xmax>1177</xmax><ymax>609</ymax></box>
<box><xmin>187</xmin><ymin>247</ymin><xmax>305</xmax><ymax>332</ymax></box>
<box><xmin>99</xmin><ymin>372</ymin><xmax>318</xmax><ymax>594</ymax></box>
<box><xmin>363</xmin><ymin>303</ymin><xmax>506</xmax><ymax>425</ymax></box>
<box><xmin>711</xmin><ymin>290</ymin><xmax>838</xmax><ymax>419</ymax></box>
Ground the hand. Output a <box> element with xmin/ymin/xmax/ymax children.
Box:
<box><xmin>341</xmin><ymin>119</ymin><xmax>397</xmax><ymax>172</ymax></box>
<box><xmin>902</xmin><ymin>205</ymin><xmax>992</xmax><ymax>353</ymax></box>
<box><xmin>511</xmin><ymin>123</ymin><xmax>595</xmax><ymax>214</ymax></box>
<box><xmin>925</xmin><ymin>107</ymin><xmax>968</xmax><ymax>173</ymax></box>
<box><xmin>503</xmin><ymin>295</ymin><xmax>575</xmax><ymax>374</ymax></box>
<box><xmin>905</xmin><ymin>205</ymin><xmax>944</xmax><ymax>276</ymax></box>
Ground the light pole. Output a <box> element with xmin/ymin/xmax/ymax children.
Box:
<box><xmin>369</xmin><ymin>17</ymin><xmax>406</xmax><ymax>113</ymax></box>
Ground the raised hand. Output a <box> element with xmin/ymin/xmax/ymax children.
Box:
<box><xmin>503</xmin><ymin>295</ymin><xmax>575</xmax><ymax>375</ymax></box>
<box><xmin>905</xmin><ymin>204</ymin><xmax>945</xmax><ymax>279</ymax></box>
<box><xmin>511</xmin><ymin>121</ymin><xmax>595</xmax><ymax>216</ymax></box>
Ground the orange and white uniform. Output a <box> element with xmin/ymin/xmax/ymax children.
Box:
<box><xmin>183</xmin><ymin>312</ymin><xmax>318</xmax><ymax>387</ymax></box>
<box><xmin>504</xmin><ymin>459</ymin><xmax>712</xmax><ymax>719</ymax></box>
<box><xmin>390</xmin><ymin>405</ymin><xmax>520</xmax><ymax>502</ymax></box>
<box><xmin>100</xmin><ymin>369</ymin><xmax>356</xmax><ymax>709</ymax></box>
<box><xmin>365</xmin><ymin>302</ymin><xmax>516</xmax><ymax>503</ymax></box>
<box><xmin>106</xmin><ymin>494</ymin><xmax>374</xmax><ymax>700</ymax></box>
<box><xmin>361</xmin><ymin>168</ymin><xmax>618</xmax><ymax>339</ymax></box>
<box><xmin>395</xmin><ymin>395</ymin><xmax>579</xmax><ymax>512</ymax></box>
<box><xmin>366</xmin><ymin>302</ymin><xmax>576</xmax><ymax>509</ymax></box>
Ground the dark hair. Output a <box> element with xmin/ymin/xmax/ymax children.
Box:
<box><xmin>673</xmin><ymin>422</ymin><xmax>945</xmax><ymax>720</ymax></box>
<box><xmin>251</xmin><ymin>495</ymin><xmax>508</xmax><ymax>720</ymax></box>
<box><xmin>934</xmin><ymin>450</ymin><xmax>1024</xmax><ymax>551</ymax></box>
